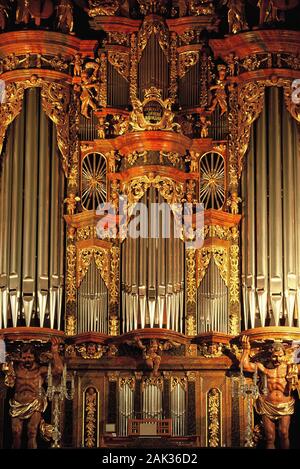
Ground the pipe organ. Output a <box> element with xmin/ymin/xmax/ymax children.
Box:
<box><xmin>0</xmin><ymin>88</ymin><xmax>65</xmax><ymax>330</ymax></box>
<box><xmin>0</xmin><ymin>0</ymin><xmax>300</xmax><ymax>450</ymax></box>
<box><xmin>121</xmin><ymin>190</ymin><xmax>185</xmax><ymax>333</ymax></box>
<box><xmin>242</xmin><ymin>87</ymin><xmax>300</xmax><ymax>328</ymax></box>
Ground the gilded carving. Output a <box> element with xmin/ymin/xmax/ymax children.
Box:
<box><xmin>110</xmin><ymin>246</ymin><xmax>120</xmax><ymax>304</ymax></box>
<box><xmin>129</xmin><ymin>87</ymin><xmax>180</xmax><ymax>132</ymax></box>
<box><xmin>77</xmin><ymin>247</ymin><xmax>109</xmax><ymax>288</ymax></box>
<box><xmin>186</xmin><ymin>315</ymin><xmax>197</xmax><ymax>336</ymax></box>
<box><xmin>186</xmin><ymin>248</ymin><xmax>196</xmax><ymax>305</ymax></box>
<box><xmin>84</xmin><ymin>387</ymin><xmax>97</xmax><ymax>448</ymax></box>
<box><xmin>178</xmin><ymin>51</ymin><xmax>199</xmax><ymax>79</ymax></box>
<box><xmin>66</xmin><ymin>244</ymin><xmax>77</xmax><ymax>303</ymax></box>
<box><xmin>88</xmin><ymin>0</ymin><xmax>119</xmax><ymax>17</ymax></box>
<box><xmin>171</xmin><ymin>377</ymin><xmax>187</xmax><ymax>391</ymax></box>
<box><xmin>107</xmin><ymin>51</ymin><xmax>130</xmax><ymax>81</ymax></box>
<box><xmin>207</xmin><ymin>388</ymin><xmax>221</xmax><ymax>447</ymax></box>
<box><xmin>137</xmin><ymin>16</ymin><xmax>169</xmax><ymax>61</ymax></box>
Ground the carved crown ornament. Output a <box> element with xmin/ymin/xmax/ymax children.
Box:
<box><xmin>129</xmin><ymin>87</ymin><xmax>181</xmax><ymax>132</ymax></box>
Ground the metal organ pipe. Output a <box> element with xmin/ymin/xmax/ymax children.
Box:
<box><xmin>197</xmin><ymin>259</ymin><xmax>229</xmax><ymax>334</ymax></box>
<box><xmin>78</xmin><ymin>261</ymin><xmax>108</xmax><ymax>333</ymax></box>
<box><xmin>121</xmin><ymin>189</ymin><xmax>185</xmax><ymax>332</ymax></box>
<box><xmin>0</xmin><ymin>88</ymin><xmax>65</xmax><ymax>329</ymax></box>
<box><xmin>242</xmin><ymin>87</ymin><xmax>300</xmax><ymax>328</ymax></box>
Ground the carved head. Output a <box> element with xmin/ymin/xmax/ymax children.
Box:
<box><xmin>21</xmin><ymin>345</ymin><xmax>36</xmax><ymax>370</ymax></box>
<box><xmin>271</xmin><ymin>343</ymin><xmax>285</xmax><ymax>366</ymax></box>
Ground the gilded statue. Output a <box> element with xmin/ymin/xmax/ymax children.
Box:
<box><xmin>15</xmin><ymin>0</ymin><xmax>54</xmax><ymax>26</ymax></box>
<box><xmin>0</xmin><ymin>0</ymin><xmax>9</xmax><ymax>30</ymax></box>
<box><xmin>240</xmin><ymin>336</ymin><xmax>300</xmax><ymax>449</ymax></box>
<box><xmin>3</xmin><ymin>339</ymin><xmax>63</xmax><ymax>449</ymax></box>
<box><xmin>197</xmin><ymin>114</ymin><xmax>211</xmax><ymax>138</ymax></box>
<box><xmin>73</xmin><ymin>53</ymin><xmax>83</xmax><ymax>77</ymax></box>
<box><xmin>56</xmin><ymin>0</ymin><xmax>73</xmax><ymax>34</ymax></box>
<box><xmin>134</xmin><ymin>337</ymin><xmax>180</xmax><ymax>376</ymax></box>
<box><xmin>224</xmin><ymin>0</ymin><xmax>248</xmax><ymax>34</ymax></box>
<box><xmin>209</xmin><ymin>64</ymin><xmax>228</xmax><ymax>116</ymax></box>
<box><xmin>76</xmin><ymin>70</ymin><xmax>99</xmax><ymax>118</ymax></box>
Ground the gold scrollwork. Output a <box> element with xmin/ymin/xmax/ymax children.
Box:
<box><xmin>171</xmin><ymin>376</ymin><xmax>187</xmax><ymax>391</ymax></box>
<box><xmin>120</xmin><ymin>377</ymin><xmax>135</xmax><ymax>389</ymax></box>
<box><xmin>186</xmin><ymin>315</ymin><xmax>197</xmax><ymax>336</ymax></box>
<box><xmin>121</xmin><ymin>174</ymin><xmax>184</xmax><ymax>209</ymax></box>
<box><xmin>142</xmin><ymin>377</ymin><xmax>164</xmax><ymax>390</ymax></box>
<box><xmin>66</xmin><ymin>243</ymin><xmax>77</xmax><ymax>303</ymax></box>
<box><xmin>130</xmin><ymin>87</ymin><xmax>180</xmax><ymax>132</ymax></box>
<box><xmin>178</xmin><ymin>51</ymin><xmax>199</xmax><ymax>79</ymax></box>
<box><xmin>107</xmin><ymin>51</ymin><xmax>130</xmax><ymax>81</ymax></box>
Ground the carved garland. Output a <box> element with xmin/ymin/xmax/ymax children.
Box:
<box><xmin>84</xmin><ymin>387</ymin><xmax>98</xmax><ymax>448</ymax></box>
<box><xmin>178</xmin><ymin>51</ymin><xmax>199</xmax><ymax>79</ymax></box>
<box><xmin>110</xmin><ymin>246</ymin><xmax>120</xmax><ymax>305</ymax></box>
<box><xmin>0</xmin><ymin>78</ymin><xmax>70</xmax><ymax>175</ymax></box>
<box><xmin>207</xmin><ymin>388</ymin><xmax>221</xmax><ymax>447</ymax></box>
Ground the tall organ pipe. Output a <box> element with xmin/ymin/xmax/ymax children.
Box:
<box><xmin>0</xmin><ymin>88</ymin><xmax>65</xmax><ymax>329</ymax></box>
<box><xmin>242</xmin><ymin>87</ymin><xmax>300</xmax><ymax>328</ymax></box>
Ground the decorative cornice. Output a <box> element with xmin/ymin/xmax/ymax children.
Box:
<box><xmin>211</xmin><ymin>30</ymin><xmax>300</xmax><ymax>60</ymax></box>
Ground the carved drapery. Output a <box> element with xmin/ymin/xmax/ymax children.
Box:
<box><xmin>137</xmin><ymin>16</ymin><xmax>169</xmax><ymax>61</ymax></box>
<box><xmin>0</xmin><ymin>78</ymin><xmax>70</xmax><ymax>175</ymax></box>
<box><xmin>196</xmin><ymin>247</ymin><xmax>229</xmax><ymax>288</ymax></box>
<box><xmin>77</xmin><ymin>247</ymin><xmax>109</xmax><ymax>289</ymax></box>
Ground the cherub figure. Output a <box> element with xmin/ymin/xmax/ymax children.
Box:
<box><xmin>134</xmin><ymin>337</ymin><xmax>180</xmax><ymax>376</ymax></box>
<box><xmin>97</xmin><ymin>116</ymin><xmax>109</xmax><ymax>139</ymax></box>
<box><xmin>76</xmin><ymin>70</ymin><xmax>99</xmax><ymax>119</ymax></box>
<box><xmin>209</xmin><ymin>64</ymin><xmax>228</xmax><ymax>116</ymax></box>
<box><xmin>73</xmin><ymin>53</ymin><xmax>83</xmax><ymax>77</ymax></box>
<box><xmin>64</xmin><ymin>192</ymin><xmax>80</xmax><ymax>215</ymax></box>
<box><xmin>225</xmin><ymin>0</ymin><xmax>248</xmax><ymax>34</ymax></box>
<box><xmin>197</xmin><ymin>114</ymin><xmax>211</xmax><ymax>138</ymax></box>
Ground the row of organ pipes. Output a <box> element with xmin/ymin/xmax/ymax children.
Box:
<box><xmin>77</xmin><ymin>260</ymin><xmax>108</xmax><ymax>334</ymax></box>
<box><xmin>242</xmin><ymin>87</ymin><xmax>300</xmax><ymax>328</ymax></box>
<box><xmin>118</xmin><ymin>381</ymin><xmax>186</xmax><ymax>436</ymax></box>
<box><xmin>121</xmin><ymin>189</ymin><xmax>185</xmax><ymax>333</ymax></box>
<box><xmin>0</xmin><ymin>88</ymin><xmax>64</xmax><ymax>329</ymax></box>
<box><xmin>197</xmin><ymin>259</ymin><xmax>229</xmax><ymax>334</ymax></box>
